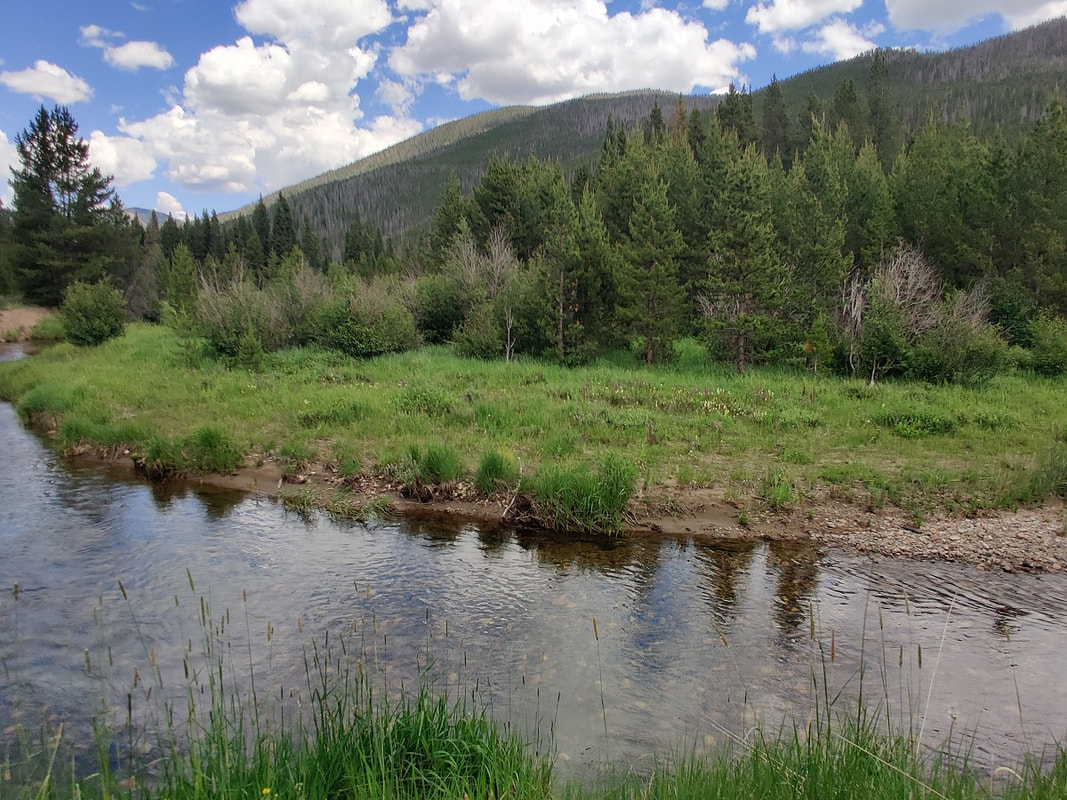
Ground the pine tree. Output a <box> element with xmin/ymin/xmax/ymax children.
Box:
<box><xmin>830</xmin><ymin>79</ymin><xmax>868</xmax><ymax>151</ymax></box>
<box><xmin>868</xmin><ymin>51</ymin><xmax>904</xmax><ymax>172</ymax></box>
<box><xmin>10</xmin><ymin>105</ymin><xmax>120</xmax><ymax>305</ymax></box>
<box><xmin>617</xmin><ymin>174</ymin><xmax>685</xmax><ymax>364</ymax></box>
<box><xmin>761</xmin><ymin>76</ymin><xmax>790</xmax><ymax>162</ymax></box>
<box><xmin>716</xmin><ymin>84</ymin><xmax>758</xmax><ymax>147</ymax></box>
<box><xmin>703</xmin><ymin>146</ymin><xmax>786</xmax><ymax>371</ymax></box>
<box><xmin>270</xmin><ymin>192</ymin><xmax>296</xmax><ymax>260</ymax></box>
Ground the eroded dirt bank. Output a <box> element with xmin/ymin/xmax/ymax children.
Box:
<box><xmin>0</xmin><ymin>307</ymin><xmax>51</xmax><ymax>340</ymax></box>
<box><xmin>72</xmin><ymin>446</ymin><xmax>1067</xmax><ymax>575</ymax></box>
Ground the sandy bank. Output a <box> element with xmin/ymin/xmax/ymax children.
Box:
<box><xmin>70</xmin><ymin>444</ymin><xmax>1067</xmax><ymax>575</ymax></box>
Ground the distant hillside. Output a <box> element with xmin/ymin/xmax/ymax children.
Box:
<box><xmin>226</xmin><ymin>17</ymin><xmax>1067</xmax><ymax>256</ymax></box>
<box><xmin>222</xmin><ymin>91</ymin><xmax>721</xmax><ymax>255</ymax></box>
<box><xmin>764</xmin><ymin>15</ymin><xmax>1067</xmax><ymax>133</ymax></box>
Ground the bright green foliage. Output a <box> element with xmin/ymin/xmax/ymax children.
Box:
<box><xmin>60</xmin><ymin>280</ymin><xmax>126</xmax><ymax>347</ymax></box>
<box><xmin>1029</xmin><ymin>313</ymin><xmax>1067</xmax><ymax>375</ymax></box>
<box><xmin>475</xmin><ymin>450</ymin><xmax>519</xmax><ymax>494</ymax></box>
<box><xmin>166</xmin><ymin>243</ymin><xmax>199</xmax><ymax>314</ymax></box>
<box><xmin>529</xmin><ymin>453</ymin><xmax>637</xmax><ymax>534</ymax></box>
<box><xmin>845</xmin><ymin>143</ymin><xmax>896</xmax><ymax>275</ymax></box>
<box><xmin>891</xmin><ymin>119</ymin><xmax>996</xmax><ymax>285</ymax></box>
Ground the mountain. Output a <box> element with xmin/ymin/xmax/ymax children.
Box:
<box><xmin>764</xmin><ymin>16</ymin><xmax>1067</xmax><ymax>133</ymax></box>
<box><xmin>223</xmin><ymin>16</ymin><xmax>1067</xmax><ymax>256</ymax></box>
<box><xmin>221</xmin><ymin>91</ymin><xmax>721</xmax><ymax>254</ymax></box>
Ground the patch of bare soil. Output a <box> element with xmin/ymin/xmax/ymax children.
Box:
<box><xmin>0</xmin><ymin>307</ymin><xmax>52</xmax><ymax>341</ymax></box>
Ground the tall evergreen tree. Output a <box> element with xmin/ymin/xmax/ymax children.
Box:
<box><xmin>10</xmin><ymin>105</ymin><xmax>121</xmax><ymax>305</ymax></box>
<box><xmin>830</xmin><ymin>79</ymin><xmax>868</xmax><ymax>152</ymax></box>
<box><xmin>761</xmin><ymin>76</ymin><xmax>790</xmax><ymax>162</ymax></box>
<box><xmin>618</xmin><ymin>173</ymin><xmax>685</xmax><ymax>364</ymax></box>
<box><xmin>716</xmin><ymin>84</ymin><xmax>758</xmax><ymax>147</ymax></box>
<box><xmin>270</xmin><ymin>192</ymin><xmax>297</xmax><ymax>260</ymax></box>
<box><xmin>703</xmin><ymin>146</ymin><xmax>786</xmax><ymax>370</ymax></box>
<box><xmin>868</xmin><ymin>51</ymin><xmax>904</xmax><ymax>172</ymax></box>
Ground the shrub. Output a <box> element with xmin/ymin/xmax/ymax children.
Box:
<box><xmin>1029</xmin><ymin>314</ymin><xmax>1067</xmax><ymax>377</ymax></box>
<box><xmin>61</xmin><ymin>281</ymin><xmax>126</xmax><ymax>346</ymax></box>
<box><xmin>529</xmin><ymin>453</ymin><xmax>636</xmax><ymax>534</ymax></box>
<box><xmin>414</xmin><ymin>274</ymin><xmax>465</xmax><ymax>344</ymax></box>
<box><xmin>303</xmin><ymin>281</ymin><xmax>417</xmax><ymax>358</ymax></box>
<box><xmin>475</xmin><ymin>451</ymin><xmax>519</xmax><ymax>495</ymax></box>
<box><xmin>454</xmin><ymin>301</ymin><xmax>503</xmax><ymax>360</ymax></box>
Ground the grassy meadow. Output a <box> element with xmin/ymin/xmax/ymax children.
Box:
<box><xmin>1</xmin><ymin>323</ymin><xmax>1065</xmax><ymax>525</ymax></box>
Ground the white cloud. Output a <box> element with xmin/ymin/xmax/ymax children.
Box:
<box><xmin>801</xmin><ymin>18</ymin><xmax>883</xmax><ymax>59</ymax></box>
<box><xmin>104</xmin><ymin>41</ymin><xmax>175</xmax><ymax>71</ymax></box>
<box><xmin>377</xmin><ymin>78</ymin><xmax>416</xmax><ymax>115</ymax></box>
<box><xmin>80</xmin><ymin>24</ymin><xmax>123</xmax><ymax>48</ymax></box>
<box><xmin>82</xmin><ymin>24</ymin><xmax>174</xmax><ymax>72</ymax></box>
<box><xmin>702</xmin><ymin>0</ymin><xmax>730</xmax><ymax>9</ymax></box>
<box><xmin>88</xmin><ymin>131</ymin><xmax>158</xmax><ymax>186</ymax></box>
<box><xmin>0</xmin><ymin>60</ymin><xmax>93</xmax><ymax>104</ymax></box>
<box><xmin>885</xmin><ymin>0</ymin><xmax>1067</xmax><ymax>32</ymax></box>
<box><xmin>234</xmin><ymin>0</ymin><xmax>394</xmax><ymax>46</ymax></box>
<box><xmin>390</xmin><ymin>0</ymin><xmax>756</xmax><ymax>105</ymax></box>
<box><xmin>0</xmin><ymin>129</ymin><xmax>17</xmax><ymax>206</ymax></box>
<box><xmin>155</xmin><ymin>191</ymin><xmax>188</xmax><ymax>222</ymax></box>
<box><xmin>746</xmin><ymin>0</ymin><xmax>863</xmax><ymax>33</ymax></box>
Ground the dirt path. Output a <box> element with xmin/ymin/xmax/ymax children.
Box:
<box><xmin>0</xmin><ymin>307</ymin><xmax>52</xmax><ymax>341</ymax></box>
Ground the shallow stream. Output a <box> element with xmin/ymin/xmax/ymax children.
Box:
<box><xmin>2</xmin><ymin>341</ymin><xmax>1065</xmax><ymax>781</ymax></box>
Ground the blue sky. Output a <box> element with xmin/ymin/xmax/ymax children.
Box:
<box><xmin>2</xmin><ymin>0</ymin><xmax>1064</xmax><ymax>220</ymax></box>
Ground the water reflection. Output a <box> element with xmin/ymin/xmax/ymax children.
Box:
<box><xmin>766</xmin><ymin>541</ymin><xmax>821</xmax><ymax>636</ymax></box>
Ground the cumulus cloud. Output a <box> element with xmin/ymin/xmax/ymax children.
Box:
<box><xmin>746</xmin><ymin>0</ymin><xmax>863</xmax><ymax>34</ymax></box>
<box><xmin>0</xmin><ymin>129</ymin><xmax>17</xmax><ymax>206</ymax></box>
<box><xmin>390</xmin><ymin>0</ymin><xmax>756</xmax><ymax>105</ymax></box>
<box><xmin>82</xmin><ymin>23</ymin><xmax>173</xmax><ymax>71</ymax></box>
<box><xmin>234</xmin><ymin>0</ymin><xmax>394</xmax><ymax>46</ymax></box>
<box><xmin>702</xmin><ymin>0</ymin><xmax>730</xmax><ymax>10</ymax></box>
<box><xmin>801</xmin><ymin>18</ymin><xmax>884</xmax><ymax>59</ymax></box>
<box><xmin>88</xmin><ymin>131</ymin><xmax>158</xmax><ymax>186</ymax></box>
<box><xmin>886</xmin><ymin>0</ymin><xmax>1067</xmax><ymax>32</ymax></box>
<box><xmin>155</xmin><ymin>191</ymin><xmax>188</xmax><ymax>221</ymax></box>
<box><xmin>104</xmin><ymin>41</ymin><xmax>175</xmax><ymax>71</ymax></box>
<box><xmin>0</xmin><ymin>60</ymin><xmax>93</xmax><ymax>104</ymax></box>
<box><xmin>109</xmin><ymin>0</ymin><xmax>420</xmax><ymax>197</ymax></box>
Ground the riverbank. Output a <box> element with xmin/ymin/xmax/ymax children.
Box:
<box><xmin>0</xmin><ymin>305</ymin><xmax>51</xmax><ymax>341</ymax></box>
<box><xmin>2</xmin><ymin>323</ymin><xmax>1066</xmax><ymax>574</ymax></box>
<box><xmin>63</xmin><ymin>411</ymin><xmax>1067</xmax><ymax>575</ymax></box>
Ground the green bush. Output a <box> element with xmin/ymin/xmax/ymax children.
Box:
<box><xmin>454</xmin><ymin>301</ymin><xmax>503</xmax><ymax>360</ymax></box>
<box><xmin>183</xmin><ymin>426</ymin><xmax>243</xmax><ymax>473</ymax></box>
<box><xmin>1029</xmin><ymin>314</ymin><xmax>1067</xmax><ymax>377</ymax></box>
<box><xmin>414</xmin><ymin>274</ymin><xmax>465</xmax><ymax>344</ymax></box>
<box><xmin>61</xmin><ymin>281</ymin><xmax>126</xmax><ymax>346</ymax></box>
<box><xmin>29</xmin><ymin>314</ymin><xmax>65</xmax><ymax>341</ymax></box>
<box><xmin>475</xmin><ymin>451</ymin><xmax>519</xmax><ymax>494</ymax></box>
<box><xmin>420</xmin><ymin>443</ymin><xmax>462</xmax><ymax>483</ymax></box>
<box><xmin>875</xmin><ymin>407</ymin><xmax>958</xmax><ymax>438</ymax></box>
<box><xmin>907</xmin><ymin>321</ymin><xmax>1010</xmax><ymax>386</ymax></box>
<box><xmin>529</xmin><ymin>453</ymin><xmax>636</xmax><ymax>534</ymax></box>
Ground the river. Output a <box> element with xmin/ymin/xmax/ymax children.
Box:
<box><xmin>1</xmin><ymin>342</ymin><xmax>1065</xmax><ymax>784</ymax></box>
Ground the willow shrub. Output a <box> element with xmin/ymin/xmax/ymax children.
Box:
<box><xmin>61</xmin><ymin>280</ymin><xmax>126</xmax><ymax>347</ymax></box>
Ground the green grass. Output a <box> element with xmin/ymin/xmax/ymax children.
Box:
<box><xmin>528</xmin><ymin>453</ymin><xmax>637</xmax><ymax>534</ymax></box>
<box><xmin>475</xmin><ymin>450</ymin><xmax>520</xmax><ymax>495</ymax></box>
<box><xmin>2</xmin><ymin>324</ymin><xmax>1066</xmax><ymax>522</ymax></box>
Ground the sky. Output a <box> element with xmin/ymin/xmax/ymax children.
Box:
<box><xmin>1</xmin><ymin>0</ymin><xmax>1065</xmax><ymax>221</ymax></box>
